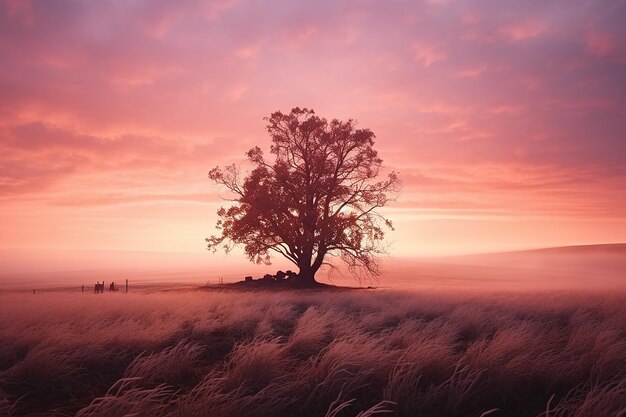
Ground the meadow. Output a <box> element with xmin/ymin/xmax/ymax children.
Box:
<box><xmin>0</xmin><ymin>288</ymin><xmax>624</xmax><ymax>417</ymax></box>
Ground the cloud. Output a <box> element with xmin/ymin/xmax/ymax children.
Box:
<box><xmin>227</xmin><ymin>84</ymin><xmax>249</xmax><ymax>102</ymax></box>
<box><xmin>0</xmin><ymin>122</ymin><xmax>236</xmax><ymax>197</ymax></box>
<box><xmin>411</xmin><ymin>41</ymin><xmax>446</xmax><ymax>66</ymax></box>
<box><xmin>396</xmin><ymin>164</ymin><xmax>626</xmax><ymax>219</ymax></box>
<box><xmin>1</xmin><ymin>0</ymin><xmax>625</xmax><ymax>254</ymax></box>
<box><xmin>1</xmin><ymin>0</ymin><xmax>33</xmax><ymax>25</ymax></box>
<box><xmin>499</xmin><ymin>19</ymin><xmax>546</xmax><ymax>41</ymax></box>
<box><xmin>49</xmin><ymin>192</ymin><xmax>215</xmax><ymax>207</ymax></box>
<box><xmin>585</xmin><ymin>32</ymin><xmax>617</xmax><ymax>57</ymax></box>
<box><xmin>455</xmin><ymin>64</ymin><xmax>488</xmax><ymax>78</ymax></box>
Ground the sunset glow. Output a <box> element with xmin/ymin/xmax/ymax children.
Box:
<box><xmin>1</xmin><ymin>0</ymin><xmax>625</xmax><ymax>273</ymax></box>
<box><xmin>1</xmin><ymin>4</ymin><xmax>626</xmax><ymax>415</ymax></box>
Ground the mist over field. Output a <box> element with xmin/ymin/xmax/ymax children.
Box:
<box><xmin>1</xmin><ymin>245</ymin><xmax>625</xmax><ymax>417</ymax></box>
<box><xmin>2</xmin><ymin>244</ymin><xmax>625</xmax><ymax>292</ymax></box>
<box><xmin>384</xmin><ymin>244</ymin><xmax>626</xmax><ymax>291</ymax></box>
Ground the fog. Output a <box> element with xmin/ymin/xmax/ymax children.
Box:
<box><xmin>380</xmin><ymin>244</ymin><xmax>626</xmax><ymax>290</ymax></box>
<box><xmin>1</xmin><ymin>244</ymin><xmax>624</xmax><ymax>292</ymax></box>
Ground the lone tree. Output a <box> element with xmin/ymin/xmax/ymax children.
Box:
<box><xmin>207</xmin><ymin>108</ymin><xmax>400</xmax><ymax>286</ymax></box>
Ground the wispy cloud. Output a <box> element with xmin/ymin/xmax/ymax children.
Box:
<box><xmin>1</xmin><ymin>0</ymin><xmax>625</xmax><ymax>256</ymax></box>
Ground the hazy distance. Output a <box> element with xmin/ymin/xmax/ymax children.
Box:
<box><xmin>2</xmin><ymin>244</ymin><xmax>624</xmax><ymax>292</ymax></box>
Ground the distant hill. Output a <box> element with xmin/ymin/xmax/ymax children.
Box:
<box><xmin>492</xmin><ymin>243</ymin><xmax>626</xmax><ymax>256</ymax></box>
<box><xmin>383</xmin><ymin>243</ymin><xmax>626</xmax><ymax>291</ymax></box>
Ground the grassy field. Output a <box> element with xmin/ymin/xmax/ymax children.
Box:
<box><xmin>0</xmin><ymin>288</ymin><xmax>625</xmax><ymax>417</ymax></box>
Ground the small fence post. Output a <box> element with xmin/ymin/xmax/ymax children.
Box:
<box><xmin>125</xmin><ymin>278</ymin><xmax>128</xmax><ymax>293</ymax></box>
<box><xmin>81</xmin><ymin>285</ymin><xmax>84</xmax><ymax>293</ymax></box>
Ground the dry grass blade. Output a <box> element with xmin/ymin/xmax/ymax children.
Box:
<box><xmin>355</xmin><ymin>400</ymin><xmax>396</xmax><ymax>416</ymax></box>
<box><xmin>75</xmin><ymin>377</ymin><xmax>174</xmax><ymax>417</ymax></box>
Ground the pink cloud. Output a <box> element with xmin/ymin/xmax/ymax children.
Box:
<box><xmin>585</xmin><ymin>32</ymin><xmax>617</xmax><ymax>57</ymax></box>
<box><xmin>499</xmin><ymin>19</ymin><xmax>546</xmax><ymax>41</ymax></box>
<box><xmin>1</xmin><ymin>0</ymin><xmax>33</xmax><ymax>25</ymax></box>
<box><xmin>283</xmin><ymin>24</ymin><xmax>319</xmax><ymax>49</ymax></box>
<box><xmin>460</xmin><ymin>29</ymin><xmax>497</xmax><ymax>44</ymax></box>
<box><xmin>461</xmin><ymin>11</ymin><xmax>481</xmax><ymax>25</ymax></box>
<box><xmin>455</xmin><ymin>64</ymin><xmax>488</xmax><ymax>78</ymax></box>
<box><xmin>396</xmin><ymin>164</ymin><xmax>626</xmax><ymax>219</ymax></box>
<box><xmin>226</xmin><ymin>84</ymin><xmax>249</xmax><ymax>102</ymax></box>
<box><xmin>411</xmin><ymin>41</ymin><xmax>446</xmax><ymax>66</ymax></box>
<box><xmin>200</xmin><ymin>0</ymin><xmax>239</xmax><ymax>21</ymax></box>
<box><xmin>416</xmin><ymin>102</ymin><xmax>467</xmax><ymax>115</ymax></box>
<box><xmin>235</xmin><ymin>43</ymin><xmax>263</xmax><ymax>60</ymax></box>
<box><xmin>0</xmin><ymin>0</ymin><xmax>625</xmax><ymax>256</ymax></box>
<box><xmin>0</xmin><ymin>122</ymin><xmax>238</xmax><ymax>198</ymax></box>
<box><xmin>486</xmin><ymin>105</ymin><xmax>524</xmax><ymax>115</ymax></box>
<box><xmin>50</xmin><ymin>192</ymin><xmax>215</xmax><ymax>207</ymax></box>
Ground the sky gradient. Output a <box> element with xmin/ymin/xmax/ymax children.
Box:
<box><xmin>1</xmin><ymin>0</ymin><xmax>625</xmax><ymax>273</ymax></box>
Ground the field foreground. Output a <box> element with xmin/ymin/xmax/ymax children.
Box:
<box><xmin>0</xmin><ymin>289</ymin><xmax>625</xmax><ymax>417</ymax></box>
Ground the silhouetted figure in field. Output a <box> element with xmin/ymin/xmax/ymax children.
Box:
<box><xmin>94</xmin><ymin>281</ymin><xmax>106</xmax><ymax>293</ymax></box>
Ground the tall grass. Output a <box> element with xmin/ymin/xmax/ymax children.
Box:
<box><xmin>0</xmin><ymin>289</ymin><xmax>624</xmax><ymax>417</ymax></box>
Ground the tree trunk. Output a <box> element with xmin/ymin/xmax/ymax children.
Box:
<box><xmin>296</xmin><ymin>266</ymin><xmax>318</xmax><ymax>287</ymax></box>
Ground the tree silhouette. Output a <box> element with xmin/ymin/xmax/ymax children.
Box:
<box><xmin>207</xmin><ymin>108</ymin><xmax>400</xmax><ymax>286</ymax></box>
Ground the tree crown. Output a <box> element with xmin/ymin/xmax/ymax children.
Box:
<box><xmin>207</xmin><ymin>107</ymin><xmax>400</xmax><ymax>282</ymax></box>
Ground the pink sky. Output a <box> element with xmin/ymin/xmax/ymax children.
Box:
<box><xmin>1</xmin><ymin>0</ymin><xmax>625</xmax><ymax>273</ymax></box>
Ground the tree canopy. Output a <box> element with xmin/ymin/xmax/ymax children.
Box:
<box><xmin>207</xmin><ymin>107</ymin><xmax>400</xmax><ymax>285</ymax></box>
